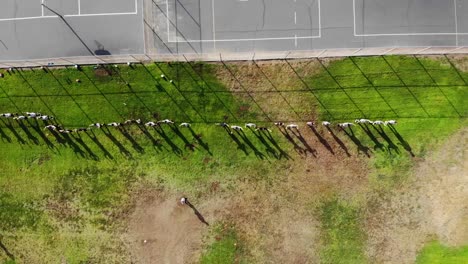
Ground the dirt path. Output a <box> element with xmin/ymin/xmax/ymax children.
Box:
<box><xmin>127</xmin><ymin>193</ymin><xmax>219</xmax><ymax>264</ymax></box>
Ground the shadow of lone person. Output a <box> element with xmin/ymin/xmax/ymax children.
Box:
<box><xmin>182</xmin><ymin>198</ymin><xmax>209</xmax><ymax>226</ymax></box>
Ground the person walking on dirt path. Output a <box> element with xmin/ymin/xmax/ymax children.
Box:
<box><xmin>180</xmin><ymin>197</ymin><xmax>190</xmax><ymax>205</ymax></box>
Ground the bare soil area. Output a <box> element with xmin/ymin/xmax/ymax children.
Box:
<box><xmin>365</xmin><ymin>128</ymin><xmax>468</xmax><ymax>263</ymax></box>
<box><xmin>126</xmin><ymin>190</ymin><xmax>228</xmax><ymax>264</ymax></box>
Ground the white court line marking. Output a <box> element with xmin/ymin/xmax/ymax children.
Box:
<box><xmin>166</xmin><ymin>0</ymin><xmax>321</xmax><ymax>43</ymax></box>
<box><xmin>294</xmin><ymin>34</ymin><xmax>297</xmax><ymax>47</ymax></box>
<box><xmin>212</xmin><ymin>0</ymin><xmax>216</xmax><ymax>49</ymax></box>
<box><xmin>454</xmin><ymin>0</ymin><xmax>458</xmax><ymax>46</ymax></box>
<box><xmin>0</xmin><ymin>12</ymin><xmax>137</xmax><ymax>22</ymax></box>
<box><xmin>318</xmin><ymin>0</ymin><xmax>321</xmax><ymax>37</ymax></box>
<box><xmin>41</xmin><ymin>0</ymin><xmax>44</xmax><ymax>17</ymax></box>
<box><xmin>167</xmin><ymin>35</ymin><xmax>320</xmax><ymax>43</ymax></box>
<box><xmin>294</xmin><ymin>11</ymin><xmax>297</xmax><ymax>25</ymax></box>
<box><xmin>0</xmin><ymin>0</ymin><xmax>137</xmax><ymax>21</ymax></box>
<box><xmin>353</xmin><ymin>0</ymin><xmax>468</xmax><ymax>36</ymax></box>
<box><xmin>78</xmin><ymin>0</ymin><xmax>81</xmax><ymax>15</ymax></box>
<box><xmin>166</xmin><ymin>0</ymin><xmax>171</xmax><ymax>41</ymax></box>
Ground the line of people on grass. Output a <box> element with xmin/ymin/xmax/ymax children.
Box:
<box><xmin>1</xmin><ymin>112</ymin><xmax>398</xmax><ymax>136</ymax></box>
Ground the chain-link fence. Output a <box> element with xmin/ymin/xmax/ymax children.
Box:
<box><xmin>1</xmin><ymin>46</ymin><xmax>467</xmax><ymax>69</ymax></box>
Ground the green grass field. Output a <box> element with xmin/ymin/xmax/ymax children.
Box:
<box><xmin>0</xmin><ymin>55</ymin><xmax>467</xmax><ymax>263</ymax></box>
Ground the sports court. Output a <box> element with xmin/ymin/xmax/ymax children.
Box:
<box><xmin>148</xmin><ymin>0</ymin><xmax>468</xmax><ymax>55</ymax></box>
<box><xmin>1</xmin><ymin>0</ymin><xmax>468</xmax><ymax>61</ymax></box>
<box><xmin>0</xmin><ymin>0</ymin><xmax>144</xmax><ymax>60</ymax></box>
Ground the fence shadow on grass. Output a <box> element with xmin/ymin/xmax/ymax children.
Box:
<box><xmin>252</xmin><ymin>60</ymin><xmax>302</xmax><ymax>120</ymax></box>
<box><xmin>284</xmin><ymin>59</ymin><xmax>335</xmax><ymax>120</ymax></box>
<box><xmin>413</xmin><ymin>55</ymin><xmax>462</xmax><ymax>118</ymax></box>
<box><xmin>349</xmin><ymin>57</ymin><xmax>399</xmax><ymax>118</ymax></box>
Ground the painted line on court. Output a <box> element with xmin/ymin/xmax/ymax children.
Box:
<box><xmin>212</xmin><ymin>0</ymin><xmax>216</xmax><ymax>49</ymax></box>
<box><xmin>0</xmin><ymin>0</ymin><xmax>137</xmax><ymax>22</ymax></box>
<box><xmin>166</xmin><ymin>35</ymin><xmax>321</xmax><ymax>43</ymax></box>
<box><xmin>454</xmin><ymin>0</ymin><xmax>459</xmax><ymax>46</ymax></box>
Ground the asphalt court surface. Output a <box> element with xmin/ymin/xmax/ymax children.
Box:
<box><xmin>354</xmin><ymin>0</ymin><xmax>457</xmax><ymax>35</ymax></box>
<box><xmin>0</xmin><ymin>0</ymin><xmax>143</xmax><ymax>61</ymax></box>
<box><xmin>151</xmin><ymin>0</ymin><xmax>468</xmax><ymax>55</ymax></box>
<box><xmin>2</xmin><ymin>0</ymin><xmax>468</xmax><ymax>61</ymax></box>
<box><xmin>165</xmin><ymin>0</ymin><xmax>320</xmax><ymax>42</ymax></box>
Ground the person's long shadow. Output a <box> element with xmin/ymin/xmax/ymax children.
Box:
<box><xmin>102</xmin><ymin>128</ymin><xmax>133</xmax><ymax>158</ymax></box>
<box><xmin>370</xmin><ymin>125</ymin><xmax>400</xmax><ymax>154</ymax></box>
<box><xmin>227</xmin><ymin>131</ymin><xmax>249</xmax><ymax>155</ymax></box>
<box><xmin>153</xmin><ymin>125</ymin><xmax>182</xmax><ymax>156</ymax></box>
<box><xmin>388</xmin><ymin>125</ymin><xmax>415</xmax><ymax>157</ymax></box>
<box><xmin>262</xmin><ymin>129</ymin><xmax>291</xmax><ymax>160</ymax></box>
<box><xmin>250</xmin><ymin>128</ymin><xmax>280</xmax><ymax>159</ymax></box>
<box><xmin>342</xmin><ymin>127</ymin><xmax>371</xmax><ymax>157</ymax></box>
<box><xmin>2</xmin><ymin>120</ymin><xmax>26</xmax><ymax>144</ymax></box>
<box><xmin>60</xmin><ymin>133</ymin><xmax>86</xmax><ymax>158</ymax></box>
<box><xmin>28</xmin><ymin>120</ymin><xmax>55</xmax><ymax>149</ymax></box>
<box><xmin>326</xmin><ymin>127</ymin><xmax>351</xmax><ymax>157</ymax></box>
<box><xmin>358</xmin><ymin>124</ymin><xmax>385</xmax><ymax>151</ymax></box>
<box><xmin>72</xmin><ymin>133</ymin><xmax>99</xmax><ymax>160</ymax></box>
<box><xmin>169</xmin><ymin>125</ymin><xmax>196</xmax><ymax>152</ymax></box>
<box><xmin>186</xmin><ymin>201</ymin><xmax>209</xmax><ymax>226</ymax></box>
<box><xmin>86</xmin><ymin>130</ymin><xmax>114</xmax><ymax>159</ymax></box>
<box><xmin>17</xmin><ymin>122</ymin><xmax>40</xmax><ymax>145</ymax></box>
<box><xmin>137</xmin><ymin>125</ymin><xmax>165</xmax><ymax>152</ymax></box>
<box><xmin>290</xmin><ymin>129</ymin><xmax>317</xmax><ymax>157</ymax></box>
<box><xmin>236</xmin><ymin>130</ymin><xmax>266</xmax><ymax>159</ymax></box>
<box><xmin>278</xmin><ymin>127</ymin><xmax>307</xmax><ymax>155</ymax></box>
<box><xmin>0</xmin><ymin>125</ymin><xmax>12</xmax><ymax>143</ymax></box>
<box><xmin>188</xmin><ymin>126</ymin><xmax>212</xmax><ymax>155</ymax></box>
<box><xmin>308</xmin><ymin>126</ymin><xmax>334</xmax><ymax>154</ymax></box>
<box><xmin>118</xmin><ymin>127</ymin><xmax>145</xmax><ymax>154</ymax></box>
